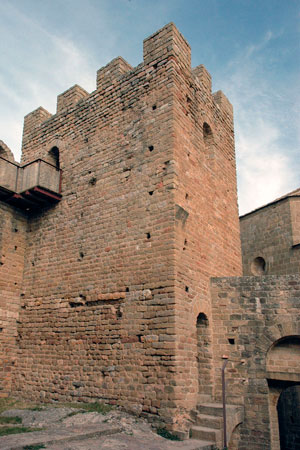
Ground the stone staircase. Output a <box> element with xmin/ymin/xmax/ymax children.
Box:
<box><xmin>190</xmin><ymin>402</ymin><xmax>244</xmax><ymax>448</ymax></box>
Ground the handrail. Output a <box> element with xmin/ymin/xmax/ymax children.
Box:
<box><xmin>222</xmin><ymin>355</ymin><xmax>229</xmax><ymax>450</ymax></box>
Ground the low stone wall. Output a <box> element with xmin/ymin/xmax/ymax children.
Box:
<box><xmin>210</xmin><ymin>274</ymin><xmax>300</xmax><ymax>449</ymax></box>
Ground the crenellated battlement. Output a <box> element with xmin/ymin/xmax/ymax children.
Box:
<box><xmin>22</xmin><ymin>106</ymin><xmax>52</xmax><ymax>146</ymax></box>
<box><xmin>96</xmin><ymin>56</ymin><xmax>133</xmax><ymax>90</ymax></box>
<box><xmin>192</xmin><ymin>64</ymin><xmax>212</xmax><ymax>94</ymax></box>
<box><xmin>143</xmin><ymin>22</ymin><xmax>191</xmax><ymax>69</ymax></box>
<box><xmin>213</xmin><ymin>90</ymin><xmax>233</xmax><ymax>118</ymax></box>
<box><xmin>57</xmin><ymin>84</ymin><xmax>89</xmax><ymax>114</ymax></box>
<box><xmin>21</xmin><ymin>23</ymin><xmax>232</xmax><ymax>159</ymax></box>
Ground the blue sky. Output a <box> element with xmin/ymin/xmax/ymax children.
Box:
<box><xmin>0</xmin><ymin>0</ymin><xmax>299</xmax><ymax>214</ymax></box>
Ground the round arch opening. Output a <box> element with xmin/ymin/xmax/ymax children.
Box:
<box><xmin>266</xmin><ymin>336</ymin><xmax>300</xmax><ymax>375</ymax></box>
<box><xmin>48</xmin><ymin>146</ymin><xmax>60</xmax><ymax>168</ymax></box>
<box><xmin>203</xmin><ymin>122</ymin><xmax>213</xmax><ymax>143</ymax></box>
<box><xmin>251</xmin><ymin>256</ymin><xmax>266</xmax><ymax>275</ymax></box>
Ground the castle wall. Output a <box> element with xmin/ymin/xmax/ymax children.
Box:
<box><xmin>210</xmin><ymin>274</ymin><xmax>300</xmax><ymax>449</ymax></box>
<box><xmin>0</xmin><ymin>203</ymin><xmax>26</xmax><ymax>396</ymax></box>
<box><xmin>240</xmin><ymin>196</ymin><xmax>300</xmax><ymax>276</ymax></box>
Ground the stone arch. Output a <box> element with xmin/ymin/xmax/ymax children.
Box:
<box><xmin>48</xmin><ymin>146</ymin><xmax>60</xmax><ymax>168</ymax></box>
<box><xmin>255</xmin><ymin>320</ymin><xmax>300</xmax><ymax>357</ymax></box>
<box><xmin>266</xmin><ymin>336</ymin><xmax>300</xmax><ymax>377</ymax></box>
<box><xmin>250</xmin><ymin>256</ymin><xmax>266</xmax><ymax>275</ymax></box>
<box><xmin>188</xmin><ymin>298</ymin><xmax>212</xmax><ymax>404</ymax></box>
<box><xmin>202</xmin><ymin>121</ymin><xmax>215</xmax><ymax>168</ymax></box>
<box><xmin>202</xmin><ymin>122</ymin><xmax>213</xmax><ymax>144</ymax></box>
<box><xmin>203</xmin><ymin>122</ymin><xmax>213</xmax><ymax>143</ymax></box>
<box><xmin>228</xmin><ymin>422</ymin><xmax>242</xmax><ymax>450</ymax></box>
<box><xmin>43</xmin><ymin>138</ymin><xmax>65</xmax><ymax>169</ymax></box>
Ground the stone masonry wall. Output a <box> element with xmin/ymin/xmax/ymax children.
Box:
<box><xmin>290</xmin><ymin>196</ymin><xmax>300</xmax><ymax>247</ymax></box>
<box><xmin>0</xmin><ymin>203</ymin><xmax>26</xmax><ymax>396</ymax></box>
<box><xmin>171</xmin><ymin>49</ymin><xmax>242</xmax><ymax>419</ymax></box>
<box><xmin>14</xmin><ymin>26</ymin><xmax>182</xmax><ymax>424</ymax></box>
<box><xmin>240</xmin><ymin>197</ymin><xmax>300</xmax><ymax>276</ymax></box>
<box><xmin>210</xmin><ymin>274</ymin><xmax>300</xmax><ymax>449</ymax></box>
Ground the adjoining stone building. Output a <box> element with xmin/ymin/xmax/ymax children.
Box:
<box><xmin>0</xmin><ymin>23</ymin><xmax>299</xmax><ymax>449</ymax></box>
<box><xmin>240</xmin><ymin>188</ymin><xmax>300</xmax><ymax>276</ymax></box>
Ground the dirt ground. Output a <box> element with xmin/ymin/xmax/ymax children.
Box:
<box><xmin>0</xmin><ymin>403</ymin><xmax>214</xmax><ymax>450</ymax></box>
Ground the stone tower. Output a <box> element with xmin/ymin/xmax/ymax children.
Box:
<box><xmin>0</xmin><ymin>23</ymin><xmax>242</xmax><ymax>431</ymax></box>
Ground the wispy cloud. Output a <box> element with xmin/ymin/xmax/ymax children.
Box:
<box><xmin>216</xmin><ymin>31</ymin><xmax>300</xmax><ymax>214</ymax></box>
<box><xmin>0</xmin><ymin>2</ymin><xmax>99</xmax><ymax>161</ymax></box>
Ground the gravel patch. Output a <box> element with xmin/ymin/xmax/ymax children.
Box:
<box><xmin>1</xmin><ymin>407</ymin><xmax>78</xmax><ymax>427</ymax></box>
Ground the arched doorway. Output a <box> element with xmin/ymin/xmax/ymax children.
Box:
<box><xmin>48</xmin><ymin>146</ymin><xmax>60</xmax><ymax>168</ymax></box>
<box><xmin>277</xmin><ymin>385</ymin><xmax>300</xmax><ymax>450</ymax></box>
<box><xmin>196</xmin><ymin>313</ymin><xmax>212</xmax><ymax>398</ymax></box>
<box><xmin>266</xmin><ymin>336</ymin><xmax>300</xmax><ymax>449</ymax></box>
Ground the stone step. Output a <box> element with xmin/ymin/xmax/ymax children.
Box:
<box><xmin>197</xmin><ymin>394</ymin><xmax>212</xmax><ymax>404</ymax></box>
<box><xmin>195</xmin><ymin>413</ymin><xmax>222</xmax><ymax>429</ymax></box>
<box><xmin>190</xmin><ymin>425</ymin><xmax>222</xmax><ymax>442</ymax></box>
<box><xmin>196</xmin><ymin>402</ymin><xmax>238</xmax><ymax>417</ymax></box>
<box><xmin>188</xmin><ymin>440</ymin><xmax>216</xmax><ymax>450</ymax></box>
